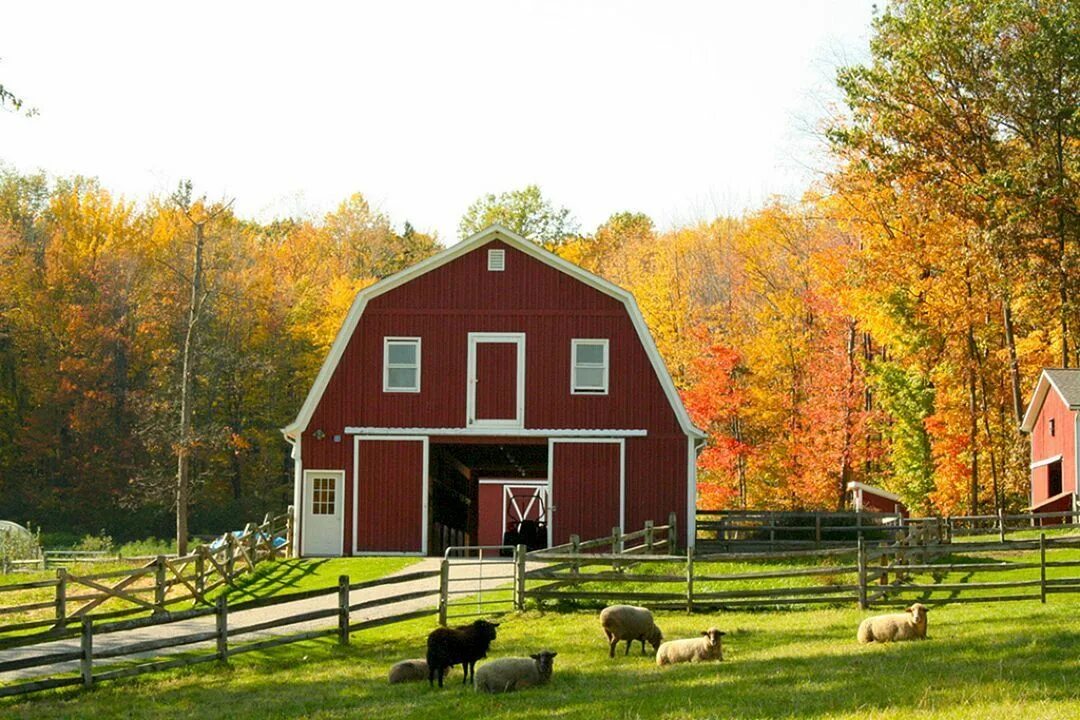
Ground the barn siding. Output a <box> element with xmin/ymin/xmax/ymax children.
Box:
<box><xmin>354</xmin><ymin>439</ymin><xmax>425</xmax><ymax>553</ymax></box>
<box><xmin>1030</xmin><ymin>389</ymin><xmax>1077</xmax><ymax>505</ymax></box>
<box><xmin>551</xmin><ymin>441</ymin><xmax>622</xmax><ymax>545</ymax></box>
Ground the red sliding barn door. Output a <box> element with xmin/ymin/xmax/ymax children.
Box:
<box><xmin>354</xmin><ymin>437</ymin><xmax>427</xmax><ymax>553</ymax></box>
<box><xmin>550</xmin><ymin>440</ymin><xmax>622</xmax><ymax>546</ymax></box>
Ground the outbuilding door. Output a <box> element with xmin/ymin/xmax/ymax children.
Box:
<box><xmin>467</xmin><ymin>333</ymin><xmax>525</xmax><ymax>428</ymax></box>
<box><xmin>549</xmin><ymin>439</ymin><xmax>623</xmax><ymax>546</ymax></box>
<box><xmin>301</xmin><ymin>470</ymin><xmax>344</xmax><ymax>556</ymax></box>
<box><xmin>353</xmin><ymin>436</ymin><xmax>428</xmax><ymax>554</ymax></box>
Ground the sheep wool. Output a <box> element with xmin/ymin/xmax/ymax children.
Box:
<box><xmin>474</xmin><ymin>651</ymin><xmax>557</xmax><ymax>694</ymax></box>
<box><xmin>388</xmin><ymin>659</ymin><xmax>454</xmax><ymax>684</ymax></box>
<box><xmin>599</xmin><ymin>605</ymin><xmax>664</xmax><ymax>658</ymax></box>
<box><xmin>656</xmin><ymin>628</ymin><xmax>726</xmax><ymax>666</ymax></box>
<box><xmin>857</xmin><ymin>603</ymin><xmax>929</xmax><ymax>643</ymax></box>
<box><xmin>426</xmin><ymin>619</ymin><xmax>500</xmax><ymax>687</ymax></box>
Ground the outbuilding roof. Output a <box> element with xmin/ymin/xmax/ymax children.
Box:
<box><xmin>1020</xmin><ymin>368</ymin><xmax>1080</xmax><ymax>433</ymax></box>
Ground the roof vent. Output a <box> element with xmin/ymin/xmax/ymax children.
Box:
<box><xmin>488</xmin><ymin>249</ymin><xmax>505</xmax><ymax>271</ymax></box>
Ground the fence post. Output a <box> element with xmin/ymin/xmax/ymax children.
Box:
<box><xmin>685</xmin><ymin>546</ymin><xmax>695</xmax><ymax>614</ymax></box>
<box><xmin>55</xmin><ymin>567</ymin><xmax>68</xmax><ymax>629</ymax></box>
<box><xmin>668</xmin><ymin>511</ymin><xmax>678</xmax><ymax>555</ymax></box>
<box><xmin>570</xmin><ymin>534</ymin><xmax>581</xmax><ymax>576</ymax></box>
<box><xmin>195</xmin><ymin>547</ymin><xmax>206</xmax><ymax>600</ymax></box>
<box><xmin>215</xmin><ymin>595</ymin><xmax>229</xmax><ymax>661</ymax></box>
<box><xmin>338</xmin><ymin>575</ymin><xmax>350</xmax><ymax>645</ymax></box>
<box><xmin>612</xmin><ymin>526</ymin><xmax>622</xmax><ymax>572</ymax></box>
<box><xmin>514</xmin><ymin>544</ymin><xmax>527</xmax><ymax>611</ymax></box>
<box><xmin>857</xmin><ymin>536</ymin><xmax>867</xmax><ymax>610</ymax></box>
<box><xmin>1040</xmin><ymin>533</ymin><xmax>1047</xmax><ymax>604</ymax></box>
<box><xmin>998</xmin><ymin>509</ymin><xmax>1006</xmax><ymax>543</ymax></box>
<box><xmin>226</xmin><ymin>535</ymin><xmax>236</xmax><ymax>581</ymax></box>
<box><xmin>815</xmin><ymin>515</ymin><xmax>822</xmax><ymax>549</ymax></box>
<box><xmin>80</xmin><ymin>618</ymin><xmax>93</xmax><ymax>687</ymax></box>
<box><xmin>644</xmin><ymin>521</ymin><xmax>654</xmax><ymax>552</ymax></box>
<box><xmin>286</xmin><ymin>505</ymin><xmax>296</xmax><ymax>558</ymax></box>
<box><xmin>438</xmin><ymin>558</ymin><xmax>449</xmax><ymax>626</ymax></box>
<box><xmin>154</xmin><ymin>555</ymin><xmax>167</xmax><ymax>614</ymax></box>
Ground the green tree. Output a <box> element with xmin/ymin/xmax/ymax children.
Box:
<box><xmin>459</xmin><ymin>185</ymin><xmax>578</xmax><ymax>247</ymax></box>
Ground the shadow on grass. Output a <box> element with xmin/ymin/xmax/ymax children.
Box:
<box><xmin>216</xmin><ymin>559</ymin><xmax>326</xmax><ymax>603</ymax></box>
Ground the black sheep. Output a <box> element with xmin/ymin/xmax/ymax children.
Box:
<box><xmin>426</xmin><ymin>619</ymin><xmax>499</xmax><ymax>687</ymax></box>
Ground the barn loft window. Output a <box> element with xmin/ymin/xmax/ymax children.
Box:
<box><xmin>383</xmin><ymin>337</ymin><xmax>421</xmax><ymax>392</ymax></box>
<box><xmin>488</xmin><ymin>249</ymin><xmax>505</xmax><ymax>271</ymax></box>
<box><xmin>1049</xmin><ymin>418</ymin><xmax>1056</xmax><ymax>437</ymax></box>
<box><xmin>311</xmin><ymin>476</ymin><xmax>336</xmax><ymax>515</ymax></box>
<box><xmin>571</xmin><ymin>339</ymin><xmax>609</xmax><ymax>394</ymax></box>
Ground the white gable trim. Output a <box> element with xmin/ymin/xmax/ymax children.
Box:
<box><xmin>282</xmin><ymin>224</ymin><xmax>705</xmax><ymax>441</ymax></box>
<box><xmin>1021</xmin><ymin>369</ymin><xmax>1080</xmax><ymax>433</ymax></box>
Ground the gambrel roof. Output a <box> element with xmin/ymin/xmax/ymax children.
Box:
<box><xmin>283</xmin><ymin>224</ymin><xmax>706</xmax><ymax>441</ymax></box>
<box><xmin>1020</xmin><ymin>368</ymin><xmax>1080</xmax><ymax>433</ymax></box>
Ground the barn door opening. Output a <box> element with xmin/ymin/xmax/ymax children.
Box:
<box><xmin>467</xmin><ymin>333</ymin><xmax>525</xmax><ymax>428</ymax></box>
<box><xmin>549</xmin><ymin>439</ymin><xmax>624</xmax><ymax>547</ymax></box>
<box><xmin>301</xmin><ymin>470</ymin><xmax>344</xmax><ymax>556</ymax></box>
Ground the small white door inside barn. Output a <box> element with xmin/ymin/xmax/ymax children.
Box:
<box><xmin>302</xmin><ymin>471</ymin><xmax>344</xmax><ymax>556</ymax></box>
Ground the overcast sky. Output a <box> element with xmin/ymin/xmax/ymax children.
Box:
<box><xmin>1</xmin><ymin>1</ymin><xmax>876</xmax><ymax>240</ymax></box>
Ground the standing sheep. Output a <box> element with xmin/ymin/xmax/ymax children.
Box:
<box><xmin>857</xmin><ymin>603</ymin><xmax>929</xmax><ymax>643</ymax></box>
<box><xmin>599</xmin><ymin>605</ymin><xmax>663</xmax><ymax>658</ymax></box>
<box><xmin>656</xmin><ymin>627</ymin><xmax>726</xmax><ymax>666</ymax></box>
<box><xmin>388</xmin><ymin>658</ymin><xmax>455</xmax><ymax>684</ymax></box>
<box><xmin>426</xmin><ymin>619</ymin><xmax>500</xmax><ymax>687</ymax></box>
<box><xmin>474</xmin><ymin>651</ymin><xmax>557</xmax><ymax>693</ymax></box>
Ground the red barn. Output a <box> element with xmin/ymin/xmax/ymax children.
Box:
<box><xmin>1020</xmin><ymin>368</ymin><xmax>1080</xmax><ymax>516</ymax></box>
<box><xmin>846</xmin><ymin>482</ymin><xmax>908</xmax><ymax>517</ymax></box>
<box><xmin>282</xmin><ymin>225</ymin><xmax>706</xmax><ymax>556</ymax></box>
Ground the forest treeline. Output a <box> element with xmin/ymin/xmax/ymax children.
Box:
<box><xmin>0</xmin><ymin>0</ymin><xmax>1076</xmax><ymax>537</ymax></box>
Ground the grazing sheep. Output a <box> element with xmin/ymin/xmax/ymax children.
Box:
<box><xmin>388</xmin><ymin>658</ymin><xmax>455</xmax><ymax>684</ymax></box>
<box><xmin>656</xmin><ymin>627</ymin><xmax>726</xmax><ymax>666</ymax></box>
<box><xmin>474</xmin><ymin>651</ymin><xmax>557</xmax><ymax>693</ymax></box>
<box><xmin>426</xmin><ymin>619</ymin><xmax>500</xmax><ymax>688</ymax></box>
<box><xmin>857</xmin><ymin>603</ymin><xmax>929</xmax><ymax>643</ymax></box>
<box><xmin>599</xmin><ymin>605</ymin><xmax>663</xmax><ymax>658</ymax></box>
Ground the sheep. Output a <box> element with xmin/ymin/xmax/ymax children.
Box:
<box><xmin>474</xmin><ymin>651</ymin><xmax>557</xmax><ymax>693</ymax></box>
<box><xmin>426</xmin><ymin>619</ymin><xmax>500</xmax><ymax>688</ymax></box>
<box><xmin>656</xmin><ymin>627</ymin><xmax>726</xmax><ymax>666</ymax></box>
<box><xmin>857</xmin><ymin>603</ymin><xmax>929</xmax><ymax>643</ymax></box>
<box><xmin>599</xmin><ymin>605</ymin><xmax>663</xmax><ymax>658</ymax></box>
<box><xmin>388</xmin><ymin>658</ymin><xmax>455</xmax><ymax>684</ymax></box>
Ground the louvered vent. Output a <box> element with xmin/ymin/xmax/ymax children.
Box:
<box><xmin>488</xmin><ymin>249</ymin><xmax>506</xmax><ymax>271</ymax></box>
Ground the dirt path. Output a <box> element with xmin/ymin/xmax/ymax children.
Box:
<box><xmin>0</xmin><ymin>557</ymin><xmax>522</xmax><ymax>684</ymax></box>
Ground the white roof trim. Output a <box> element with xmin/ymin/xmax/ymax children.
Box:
<box><xmin>344</xmin><ymin>426</ymin><xmax>648</xmax><ymax>438</ymax></box>
<box><xmin>846</xmin><ymin>481</ymin><xmax>902</xmax><ymax>503</ymax></box>
<box><xmin>283</xmin><ymin>224</ymin><xmax>705</xmax><ymax>440</ymax></box>
<box><xmin>1030</xmin><ymin>454</ymin><xmax>1063</xmax><ymax>470</ymax></box>
<box><xmin>1021</xmin><ymin>369</ymin><xmax>1080</xmax><ymax>433</ymax></box>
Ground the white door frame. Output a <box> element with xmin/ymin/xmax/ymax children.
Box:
<box><xmin>301</xmin><ymin>469</ymin><xmax>345</xmax><ymax>557</ymax></box>
<box><xmin>546</xmin><ymin>438</ymin><xmax>625</xmax><ymax>548</ymax></box>
<box><xmin>352</xmin><ymin>435</ymin><xmax>429</xmax><ymax>556</ymax></box>
<box><xmin>466</xmin><ymin>332</ymin><xmax>525</xmax><ymax>428</ymax></box>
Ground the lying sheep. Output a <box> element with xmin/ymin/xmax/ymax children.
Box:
<box><xmin>388</xmin><ymin>658</ymin><xmax>455</xmax><ymax>684</ymax></box>
<box><xmin>426</xmin><ymin>619</ymin><xmax>499</xmax><ymax>687</ymax></box>
<box><xmin>857</xmin><ymin>603</ymin><xmax>929</xmax><ymax>643</ymax></box>
<box><xmin>656</xmin><ymin>627</ymin><xmax>726</xmax><ymax>666</ymax></box>
<box><xmin>599</xmin><ymin>605</ymin><xmax>663</xmax><ymax>658</ymax></box>
<box><xmin>474</xmin><ymin>651</ymin><xmax>557</xmax><ymax>693</ymax></box>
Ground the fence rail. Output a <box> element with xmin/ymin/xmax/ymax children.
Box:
<box><xmin>0</xmin><ymin>566</ymin><xmax>437</xmax><ymax>700</ymax></box>
<box><xmin>0</xmin><ymin>509</ymin><xmax>293</xmax><ymax>638</ymax></box>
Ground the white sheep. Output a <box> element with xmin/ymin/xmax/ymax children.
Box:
<box><xmin>599</xmin><ymin>605</ymin><xmax>663</xmax><ymax>658</ymax></box>
<box><xmin>388</xmin><ymin>658</ymin><xmax>455</xmax><ymax>684</ymax></box>
<box><xmin>857</xmin><ymin>603</ymin><xmax>929</xmax><ymax>643</ymax></box>
<box><xmin>473</xmin><ymin>651</ymin><xmax>557</xmax><ymax>693</ymax></box>
<box><xmin>656</xmin><ymin>627</ymin><xmax>726</xmax><ymax>666</ymax></box>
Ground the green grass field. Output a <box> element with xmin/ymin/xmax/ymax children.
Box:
<box><xmin>4</xmin><ymin>598</ymin><xmax>1079</xmax><ymax>719</ymax></box>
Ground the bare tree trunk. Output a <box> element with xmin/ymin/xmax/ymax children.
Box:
<box><xmin>838</xmin><ymin>320</ymin><xmax>857</xmax><ymax>510</ymax></box>
<box><xmin>176</xmin><ymin>221</ymin><xmax>205</xmax><ymax>556</ymax></box>
<box><xmin>1001</xmin><ymin>299</ymin><xmax>1024</xmax><ymax>423</ymax></box>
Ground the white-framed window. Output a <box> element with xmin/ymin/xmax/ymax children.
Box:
<box><xmin>383</xmin><ymin>337</ymin><xmax>421</xmax><ymax>393</ymax></box>
<box><xmin>310</xmin><ymin>476</ymin><xmax>336</xmax><ymax>515</ymax></box>
<box><xmin>571</xmin><ymin>338</ymin><xmax>609</xmax><ymax>394</ymax></box>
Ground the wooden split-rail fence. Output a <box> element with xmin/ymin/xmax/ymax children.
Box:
<box><xmin>0</xmin><ymin>510</ymin><xmax>293</xmax><ymax>638</ymax></box>
<box><xmin>0</xmin><ymin>567</ymin><xmax>440</xmax><ymax>699</ymax></box>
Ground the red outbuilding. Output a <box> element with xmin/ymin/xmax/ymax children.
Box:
<box><xmin>846</xmin><ymin>481</ymin><xmax>908</xmax><ymax>517</ymax></box>
<box><xmin>1020</xmin><ymin>368</ymin><xmax>1080</xmax><ymax>516</ymax></box>
<box><xmin>282</xmin><ymin>225</ymin><xmax>706</xmax><ymax>556</ymax></box>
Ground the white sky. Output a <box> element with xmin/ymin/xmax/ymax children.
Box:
<box><xmin>1</xmin><ymin>1</ymin><xmax>875</xmax><ymax>240</ymax></box>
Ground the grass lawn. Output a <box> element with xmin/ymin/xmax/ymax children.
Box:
<box><xmin>4</xmin><ymin>598</ymin><xmax>1080</xmax><ymax>719</ymax></box>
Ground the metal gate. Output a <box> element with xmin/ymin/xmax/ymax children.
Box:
<box><xmin>438</xmin><ymin>545</ymin><xmax>523</xmax><ymax>625</ymax></box>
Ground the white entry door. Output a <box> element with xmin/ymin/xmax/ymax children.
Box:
<box><xmin>302</xmin><ymin>470</ymin><xmax>344</xmax><ymax>556</ymax></box>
